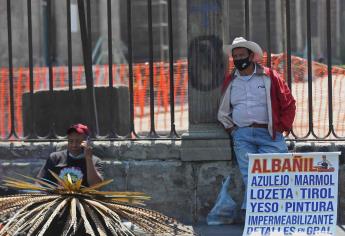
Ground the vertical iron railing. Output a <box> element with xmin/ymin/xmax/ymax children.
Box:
<box><xmin>126</xmin><ymin>0</ymin><xmax>137</xmax><ymax>138</ymax></box>
<box><xmin>326</xmin><ymin>0</ymin><xmax>336</xmax><ymax>138</ymax></box>
<box><xmin>67</xmin><ymin>0</ymin><xmax>73</xmax><ymax>91</ymax></box>
<box><xmin>77</xmin><ymin>0</ymin><xmax>98</xmax><ymax>137</ymax></box>
<box><xmin>47</xmin><ymin>0</ymin><xmax>57</xmax><ymax>138</ymax></box>
<box><xmin>167</xmin><ymin>0</ymin><xmax>178</xmax><ymax>138</ymax></box>
<box><xmin>306</xmin><ymin>0</ymin><xmax>315</xmax><ymax>138</ymax></box>
<box><xmin>6</xmin><ymin>0</ymin><xmax>18</xmax><ymax>139</ymax></box>
<box><xmin>245</xmin><ymin>0</ymin><xmax>250</xmax><ymax>39</ymax></box>
<box><xmin>265</xmin><ymin>0</ymin><xmax>271</xmax><ymax>67</ymax></box>
<box><xmin>147</xmin><ymin>0</ymin><xmax>158</xmax><ymax>138</ymax></box>
<box><xmin>106</xmin><ymin>0</ymin><xmax>116</xmax><ymax>138</ymax></box>
<box><xmin>285</xmin><ymin>0</ymin><xmax>297</xmax><ymax>139</ymax></box>
<box><xmin>285</xmin><ymin>0</ymin><xmax>292</xmax><ymax>90</ymax></box>
<box><xmin>27</xmin><ymin>0</ymin><xmax>37</xmax><ymax>139</ymax></box>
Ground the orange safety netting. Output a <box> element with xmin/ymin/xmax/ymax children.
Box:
<box><xmin>0</xmin><ymin>54</ymin><xmax>345</xmax><ymax>139</ymax></box>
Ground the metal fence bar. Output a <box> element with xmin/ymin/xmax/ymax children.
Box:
<box><xmin>147</xmin><ymin>0</ymin><xmax>158</xmax><ymax>137</ymax></box>
<box><xmin>47</xmin><ymin>0</ymin><xmax>53</xmax><ymax>93</ymax></box>
<box><xmin>326</xmin><ymin>0</ymin><xmax>337</xmax><ymax>138</ymax></box>
<box><xmin>106</xmin><ymin>0</ymin><xmax>116</xmax><ymax>138</ymax></box>
<box><xmin>306</xmin><ymin>0</ymin><xmax>313</xmax><ymax>138</ymax></box>
<box><xmin>77</xmin><ymin>0</ymin><xmax>98</xmax><ymax>136</ymax></box>
<box><xmin>265</xmin><ymin>0</ymin><xmax>271</xmax><ymax>67</ymax></box>
<box><xmin>127</xmin><ymin>0</ymin><xmax>137</xmax><ymax>137</ymax></box>
<box><xmin>167</xmin><ymin>0</ymin><xmax>177</xmax><ymax>138</ymax></box>
<box><xmin>87</xmin><ymin>0</ymin><xmax>99</xmax><ymax>136</ymax></box>
<box><xmin>86</xmin><ymin>0</ymin><xmax>91</xmax><ymax>52</ymax></box>
<box><xmin>126</xmin><ymin>0</ymin><xmax>136</xmax><ymax>138</ymax></box>
<box><xmin>67</xmin><ymin>0</ymin><xmax>73</xmax><ymax>91</ymax></box>
<box><xmin>46</xmin><ymin>0</ymin><xmax>57</xmax><ymax>138</ymax></box>
<box><xmin>245</xmin><ymin>0</ymin><xmax>250</xmax><ymax>39</ymax></box>
<box><xmin>6</xmin><ymin>0</ymin><xmax>17</xmax><ymax>139</ymax></box>
<box><xmin>285</xmin><ymin>0</ymin><xmax>292</xmax><ymax>90</ymax></box>
<box><xmin>27</xmin><ymin>0</ymin><xmax>36</xmax><ymax>138</ymax></box>
<box><xmin>285</xmin><ymin>0</ymin><xmax>298</xmax><ymax>139</ymax></box>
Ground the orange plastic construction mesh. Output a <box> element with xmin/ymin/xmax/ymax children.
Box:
<box><xmin>0</xmin><ymin>54</ymin><xmax>345</xmax><ymax>139</ymax></box>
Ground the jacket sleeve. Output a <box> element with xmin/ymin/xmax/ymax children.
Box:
<box><xmin>273</xmin><ymin>70</ymin><xmax>296</xmax><ymax>131</ymax></box>
<box><xmin>217</xmin><ymin>84</ymin><xmax>235</xmax><ymax>129</ymax></box>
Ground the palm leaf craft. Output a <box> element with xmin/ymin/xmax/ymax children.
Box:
<box><xmin>0</xmin><ymin>171</ymin><xmax>194</xmax><ymax>236</ymax></box>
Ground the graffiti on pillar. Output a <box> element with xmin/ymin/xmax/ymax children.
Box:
<box><xmin>188</xmin><ymin>35</ymin><xmax>225</xmax><ymax>91</ymax></box>
<box><xmin>190</xmin><ymin>2</ymin><xmax>220</xmax><ymax>28</ymax></box>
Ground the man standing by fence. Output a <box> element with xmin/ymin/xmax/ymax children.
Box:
<box><xmin>217</xmin><ymin>37</ymin><xmax>296</xmax><ymax>211</ymax></box>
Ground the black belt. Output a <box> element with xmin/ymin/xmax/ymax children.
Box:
<box><xmin>248</xmin><ymin>123</ymin><xmax>268</xmax><ymax>128</ymax></box>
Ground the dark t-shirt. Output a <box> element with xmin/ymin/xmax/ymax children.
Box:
<box><xmin>37</xmin><ymin>150</ymin><xmax>104</xmax><ymax>187</ymax></box>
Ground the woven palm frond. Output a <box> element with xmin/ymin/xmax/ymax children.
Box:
<box><xmin>0</xmin><ymin>171</ymin><xmax>195</xmax><ymax>236</ymax></box>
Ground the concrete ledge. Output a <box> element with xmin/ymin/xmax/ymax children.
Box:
<box><xmin>181</xmin><ymin>124</ymin><xmax>232</xmax><ymax>161</ymax></box>
<box><xmin>288</xmin><ymin>141</ymin><xmax>345</xmax><ymax>163</ymax></box>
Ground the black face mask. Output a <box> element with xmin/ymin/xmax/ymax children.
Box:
<box><xmin>234</xmin><ymin>56</ymin><xmax>252</xmax><ymax>71</ymax></box>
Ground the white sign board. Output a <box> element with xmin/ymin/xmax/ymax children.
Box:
<box><xmin>244</xmin><ymin>152</ymin><xmax>340</xmax><ymax>236</ymax></box>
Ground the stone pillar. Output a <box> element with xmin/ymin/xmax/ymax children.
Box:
<box><xmin>181</xmin><ymin>0</ymin><xmax>231</xmax><ymax>161</ymax></box>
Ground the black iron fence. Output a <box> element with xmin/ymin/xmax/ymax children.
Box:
<box><xmin>0</xmin><ymin>0</ymin><xmax>344</xmax><ymax>141</ymax></box>
<box><xmin>0</xmin><ymin>0</ymin><xmax>183</xmax><ymax>141</ymax></box>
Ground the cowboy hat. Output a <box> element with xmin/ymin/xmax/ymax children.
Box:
<box><xmin>224</xmin><ymin>37</ymin><xmax>263</xmax><ymax>62</ymax></box>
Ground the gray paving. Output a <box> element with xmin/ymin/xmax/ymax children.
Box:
<box><xmin>128</xmin><ymin>223</ymin><xmax>345</xmax><ymax>235</ymax></box>
<box><xmin>193</xmin><ymin>224</ymin><xmax>244</xmax><ymax>236</ymax></box>
<box><xmin>192</xmin><ymin>224</ymin><xmax>345</xmax><ymax>236</ymax></box>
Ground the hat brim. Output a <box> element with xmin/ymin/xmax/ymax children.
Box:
<box><xmin>224</xmin><ymin>41</ymin><xmax>263</xmax><ymax>62</ymax></box>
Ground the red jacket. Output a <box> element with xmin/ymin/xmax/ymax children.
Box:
<box><xmin>218</xmin><ymin>64</ymin><xmax>296</xmax><ymax>139</ymax></box>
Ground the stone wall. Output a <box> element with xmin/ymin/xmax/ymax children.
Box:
<box><xmin>0</xmin><ymin>140</ymin><xmax>344</xmax><ymax>224</ymax></box>
<box><xmin>0</xmin><ymin>140</ymin><xmax>241</xmax><ymax>224</ymax></box>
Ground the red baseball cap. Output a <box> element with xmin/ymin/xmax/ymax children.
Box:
<box><xmin>66</xmin><ymin>123</ymin><xmax>90</xmax><ymax>135</ymax></box>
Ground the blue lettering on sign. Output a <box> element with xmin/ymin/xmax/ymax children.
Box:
<box><xmin>251</xmin><ymin>175</ymin><xmax>290</xmax><ymax>186</ymax></box>
<box><xmin>247</xmin><ymin>225</ymin><xmax>331</xmax><ymax>235</ymax></box>
<box><xmin>250</xmin><ymin>188</ymin><xmax>293</xmax><ymax>199</ymax></box>
<box><xmin>284</xmin><ymin>226</ymin><xmax>295</xmax><ymax>235</ymax></box>
<box><xmin>248</xmin><ymin>214</ymin><xmax>334</xmax><ymax>225</ymax></box>
<box><xmin>295</xmin><ymin>174</ymin><xmax>335</xmax><ymax>186</ymax></box>
<box><xmin>285</xmin><ymin>201</ymin><xmax>334</xmax><ymax>212</ymax></box>
<box><xmin>306</xmin><ymin>226</ymin><xmax>331</xmax><ymax>234</ymax></box>
<box><xmin>250</xmin><ymin>202</ymin><xmax>278</xmax><ymax>213</ymax></box>
<box><xmin>247</xmin><ymin>226</ymin><xmax>289</xmax><ymax>235</ymax></box>
<box><xmin>300</xmin><ymin>187</ymin><xmax>334</xmax><ymax>199</ymax></box>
